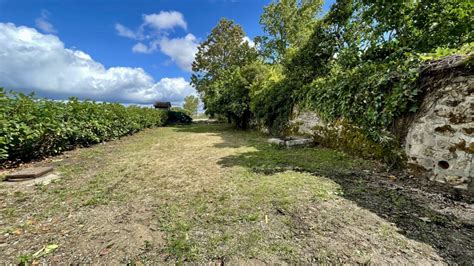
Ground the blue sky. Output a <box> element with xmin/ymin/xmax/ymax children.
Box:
<box><xmin>0</xmin><ymin>0</ymin><xmax>334</xmax><ymax>106</ymax></box>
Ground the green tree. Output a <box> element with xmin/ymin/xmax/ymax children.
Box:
<box><xmin>183</xmin><ymin>95</ymin><xmax>199</xmax><ymax>115</ymax></box>
<box><xmin>257</xmin><ymin>0</ymin><xmax>323</xmax><ymax>63</ymax></box>
<box><xmin>191</xmin><ymin>18</ymin><xmax>258</xmax><ymax>128</ymax></box>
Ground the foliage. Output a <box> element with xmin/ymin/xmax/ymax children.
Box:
<box><xmin>356</xmin><ymin>0</ymin><xmax>473</xmax><ymax>53</ymax></box>
<box><xmin>0</xmin><ymin>89</ymin><xmax>168</xmax><ymax>163</ymax></box>
<box><xmin>267</xmin><ymin>0</ymin><xmax>471</xmax><ymax>135</ymax></box>
<box><xmin>183</xmin><ymin>95</ymin><xmax>199</xmax><ymax>116</ymax></box>
<box><xmin>248</xmin><ymin>63</ymin><xmax>293</xmax><ymax>135</ymax></box>
<box><xmin>191</xmin><ymin>18</ymin><xmax>258</xmax><ymax>128</ymax></box>
<box><xmin>311</xmin><ymin>120</ymin><xmax>405</xmax><ymax>168</ymax></box>
<box><xmin>171</xmin><ymin>107</ymin><xmax>190</xmax><ymax>116</ymax></box>
<box><xmin>302</xmin><ymin>51</ymin><xmax>422</xmax><ymax>137</ymax></box>
<box><xmin>420</xmin><ymin>42</ymin><xmax>474</xmax><ymax>61</ymax></box>
<box><xmin>167</xmin><ymin>110</ymin><xmax>193</xmax><ymax>125</ymax></box>
<box><xmin>191</xmin><ymin>0</ymin><xmax>472</xmax><ymax>164</ymax></box>
<box><xmin>257</xmin><ymin>0</ymin><xmax>323</xmax><ymax>63</ymax></box>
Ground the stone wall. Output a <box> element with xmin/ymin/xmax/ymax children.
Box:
<box><xmin>289</xmin><ymin>55</ymin><xmax>473</xmax><ymax>191</ymax></box>
<box><xmin>405</xmin><ymin>61</ymin><xmax>473</xmax><ymax>189</ymax></box>
<box><xmin>289</xmin><ymin>109</ymin><xmax>324</xmax><ymax>135</ymax></box>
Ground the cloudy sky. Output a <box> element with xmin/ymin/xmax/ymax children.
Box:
<box><xmin>0</xmin><ymin>0</ymin><xmax>334</xmax><ymax>106</ymax></box>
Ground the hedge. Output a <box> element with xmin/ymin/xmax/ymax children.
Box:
<box><xmin>0</xmin><ymin>89</ymin><xmax>168</xmax><ymax>163</ymax></box>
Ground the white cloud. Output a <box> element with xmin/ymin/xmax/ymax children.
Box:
<box><xmin>35</xmin><ymin>10</ymin><xmax>57</xmax><ymax>34</ymax></box>
<box><xmin>0</xmin><ymin>23</ymin><xmax>195</xmax><ymax>104</ymax></box>
<box><xmin>132</xmin><ymin>42</ymin><xmax>152</xmax><ymax>53</ymax></box>
<box><xmin>142</xmin><ymin>11</ymin><xmax>187</xmax><ymax>31</ymax></box>
<box><xmin>158</xmin><ymin>34</ymin><xmax>198</xmax><ymax>72</ymax></box>
<box><xmin>151</xmin><ymin>77</ymin><xmax>195</xmax><ymax>102</ymax></box>
<box><xmin>115</xmin><ymin>11</ymin><xmax>198</xmax><ymax>71</ymax></box>
<box><xmin>115</xmin><ymin>23</ymin><xmax>141</xmax><ymax>39</ymax></box>
<box><xmin>115</xmin><ymin>11</ymin><xmax>186</xmax><ymax>40</ymax></box>
<box><xmin>242</xmin><ymin>36</ymin><xmax>255</xmax><ymax>47</ymax></box>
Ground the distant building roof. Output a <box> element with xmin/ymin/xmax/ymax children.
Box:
<box><xmin>154</xmin><ymin>102</ymin><xmax>171</xmax><ymax>109</ymax></box>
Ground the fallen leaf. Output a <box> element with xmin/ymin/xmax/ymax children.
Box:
<box><xmin>32</xmin><ymin>244</ymin><xmax>59</xmax><ymax>258</ymax></box>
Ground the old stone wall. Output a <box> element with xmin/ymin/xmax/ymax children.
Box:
<box><xmin>289</xmin><ymin>110</ymin><xmax>324</xmax><ymax>135</ymax></box>
<box><xmin>405</xmin><ymin>69</ymin><xmax>473</xmax><ymax>189</ymax></box>
<box><xmin>289</xmin><ymin>55</ymin><xmax>473</xmax><ymax>190</ymax></box>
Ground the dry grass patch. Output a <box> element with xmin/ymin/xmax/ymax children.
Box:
<box><xmin>0</xmin><ymin>124</ymin><xmax>471</xmax><ymax>264</ymax></box>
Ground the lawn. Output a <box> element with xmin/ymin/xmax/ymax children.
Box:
<box><xmin>0</xmin><ymin>123</ymin><xmax>472</xmax><ymax>264</ymax></box>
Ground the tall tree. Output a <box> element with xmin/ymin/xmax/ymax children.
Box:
<box><xmin>257</xmin><ymin>0</ymin><xmax>323</xmax><ymax>63</ymax></box>
<box><xmin>183</xmin><ymin>95</ymin><xmax>199</xmax><ymax>115</ymax></box>
<box><xmin>191</xmin><ymin>18</ymin><xmax>258</xmax><ymax>128</ymax></box>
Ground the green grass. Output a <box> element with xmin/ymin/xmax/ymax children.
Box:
<box><xmin>0</xmin><ymin>123</ymin><xmax>447</xmax><ymax>264</ymax></box>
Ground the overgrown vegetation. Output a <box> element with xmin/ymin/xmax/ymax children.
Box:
<box><xmin>167</xmin><ymin>110</ymin><xmax>193</xmax><ymax>125</ymax></box>
<box><xmin>0</xmin><ymin>89</ymin><xmax>168</xmax><ymax>163</ymax></box>
<box><xmin>191</xmin><ymin>0</ymin><xmax>473</xmax><ymax>162</ymax></box>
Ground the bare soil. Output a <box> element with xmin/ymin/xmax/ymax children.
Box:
<box><xmin>0</xmin><ymin>123</ymin><xmax>472</xmax><ymax>264</ymax></box>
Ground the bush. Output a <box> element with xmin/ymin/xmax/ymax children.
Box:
<box><xmin>0</xmin><ymin>89</ymin><xmax>168</xmax><ymax>163</ymax></box>
<box><xmin>167</xmin><ymin>110</ymin><xmax>192</xmax><ymax>124</ymax></box>
<box><xmin>171</xmin><ymin>107</ymin><xmax>192</xmax><ymax>116</ymax></box>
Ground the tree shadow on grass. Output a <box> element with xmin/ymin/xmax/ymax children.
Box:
<box><xmin>218</xmin><ymin>150</ymin><xmax>474</xmax><ymax>264</ymax></box>
<box><xmin>174</xmin><ymin>123</ymin><xmax>474</xmax><ymax>264</ymax></box>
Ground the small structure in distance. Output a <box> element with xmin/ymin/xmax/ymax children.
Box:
<box><xmin>154</xmin><ymin>101</ymin><xmax>171</xmax><ymax>110</ymax></box>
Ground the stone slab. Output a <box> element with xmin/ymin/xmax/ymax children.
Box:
<box><xmin>268</xmin><ymin>137</ymin><xmax>313</xmax><ymax>147</ymax></box>
<box><xmin>3</xmin><ymin>173</ymin><xmax>60</xmax><ymax>186</ymax></box>
<box><xmin>268</xmin><ymin>138</ymin><xmax>285</xmax><ymax>146</ymax></box>
<box><xmin>5</xmin><ymin>166</ymin><xmax>53</xmax><ymax>180</ymax></box>
<box><xmin>285</xmin><ymin>138</ymin><xmax>313</xmax><ymax>147</ymax></box>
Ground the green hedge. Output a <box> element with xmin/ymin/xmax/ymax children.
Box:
<box><xmin>0</xmin><ymin>89</ymin><xmax>168</xmax><ymax>163</ymax></box>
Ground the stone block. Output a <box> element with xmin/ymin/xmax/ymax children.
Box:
<box><xmin>268</xmin><ymin>138</ymin><xmax>285</xmax><ymax>146</ymax></box>
<box><xmin>285</xmin><ymin>138</ymin><xmax>313</xmax><ymax>147</ymax></box>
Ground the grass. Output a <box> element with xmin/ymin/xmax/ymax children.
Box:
<box><xmin>0</xmin><ymin>123</ymin><xmax>465</xmax><ymax>264</ymax></box>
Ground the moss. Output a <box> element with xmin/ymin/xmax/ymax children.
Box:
<box><xmin>311</xmin><ymin>120</ymin><xmax>405</xmax><ymax>168</ymax></box>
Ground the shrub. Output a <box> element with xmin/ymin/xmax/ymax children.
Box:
<box><xmin>249</xmin><ymin>64</ymin><xmax>293</xmax><ymax>135</ymax></box>
<box><xmin>167</xmin><ymin>110</ymin><xmax>192</xmax><ymax>125</ymax></box>
<box><xmin>0</xmin><ymin>89</ymin><xmax>168</xmax><ymax>163</ymax></box>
